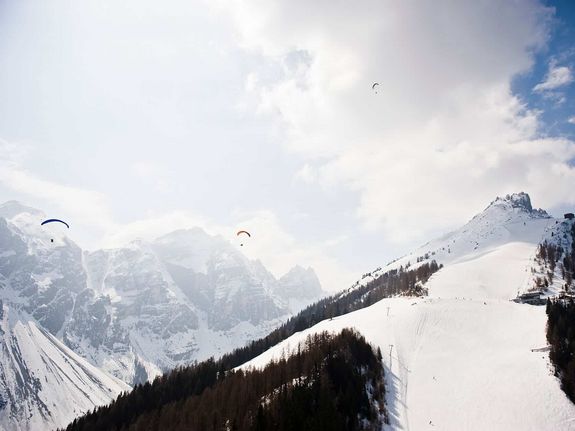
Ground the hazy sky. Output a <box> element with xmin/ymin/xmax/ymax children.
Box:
<box><xmin>0</xmin><ymin>0</ymin><xmax>574</xmax><ymax>292</ymax></box>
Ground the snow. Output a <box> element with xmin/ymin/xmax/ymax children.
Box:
<box><xmin>240</xmin><ymin>195</ymin><xmax>575</xmax><ymax>430</ymax></box>
<box><xmin>153</xmin><ymin>228</ymin><xmax>230</xmax><ymax>274</ymax></box>
<box><xmin>427</xmin><ymin>242</ymin><xmax>537</xmax><ymax>300</ymax></box>
<box><xmin>0</xmin><ymin>200</ymin><xmax>324</xmax><ymax>429</ymax></box>
<box><xmin>353</xmin><ymin>195</ymin><xmax>553</xmax><ymax>290</ymax></box>
<box><xmin>30</xmin><ymin>272</ymin><xmax>57</xmax><ymax>293</ymax></box>
<box><xmin>242</xmin><ymin>292</ymin><xmax>575</xmax><ymax>430</ymax></box>
<box><xmin>0</xmin><ymin>305</ymin><xmax>129</xmax><ymax>431</ymax></box>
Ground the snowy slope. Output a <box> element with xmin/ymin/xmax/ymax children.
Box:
<box><xmin>427</xmin><ymin>242</ymin><xmax>537</xmax><ymax>300</ymax></box>
<box><xmin>0</xmin><ymin>303</ymin><xmax>129</xmax><ymax>431</ymax></box>
<box><xmin>243</xmin><ymin>297</ymin><xmax>575</xmax><ymax>430</ymax></box>
<box><xmin>355</xmin><ymin>192</ymin><xmax>552</xmax><ymax>288</ymax></box>
<box><xmin>241</xmin><ymin>193</ymin><xmax>575</xmax><ymax>430</ymax></box>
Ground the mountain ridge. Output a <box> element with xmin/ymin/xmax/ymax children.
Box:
<box><xmin>0</xmin><ymin>201</ymin><xmax>325</xmax><ymax>430</ymax></box>
<box><xmin>61</xmin><ymin>191</ymin><xmax>575</xmax><ymax>431</ymax></box>
<box><xmin>239</xmin><ymin>192</ymin><xmax>575</xmax><ymax>430</ymax></box>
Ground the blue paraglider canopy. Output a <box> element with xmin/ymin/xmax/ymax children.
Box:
<box><xmin>41</xmin><ymin>219</ymin><xmax>70</xmax><ymax>229</ymax></box>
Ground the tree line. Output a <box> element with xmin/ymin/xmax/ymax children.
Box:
<box><xmin>63</xmin><ymin>261</ymin><xmax>441</xmax><ymax>430</ymax></box>
<box><xmin>64</xmin><ymin>329</ymin><xmax>386</xmax><ymax>431</ymax></box>
<box><xmin>545</xmin><ymin>221</ymin><xmax>575</xmax><ymax>402</ymax></box>
<box><xmin>547</xmin><ymin>298</ymin><xmax>575</xmax><ymax>402</ymax></box>
<box><xmin>536</xmin><ymin>222</ymin><xmax>575</xmax><ymax>290</ymax></box>
<box><xmin>218</xmin><ymin>260</ymin><xmax>440</xmax><ymax>369</ymax></box>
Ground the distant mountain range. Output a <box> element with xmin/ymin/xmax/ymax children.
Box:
<box><xmin>0</xmin><ymin>201</ymin><xmax>324</xmax><ymax>430</ymax></box>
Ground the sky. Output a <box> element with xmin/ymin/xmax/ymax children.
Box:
<box><xmin>0</xmin><ymin>0</ymin><xmax>574</xmax><ymax>292</ymax></box>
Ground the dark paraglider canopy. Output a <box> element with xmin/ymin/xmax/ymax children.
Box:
<box><xmin>41</xmin><ymin>219</ymin><xmax>70</xmax><ymax>229</ymax></box>
<box><xmin>41</xmin><ymin>218</ymin><xmax>69</xmax><ymax>245</ymax></box>
<box><xmin>237</xmin><ymin>230</ymin><xmax>250</xmax><ymax>246</ymax></box>
<box><xmin>372</xmin><ymin>82</ymin><xmax>380</xmax><ymax>93</ymax></box>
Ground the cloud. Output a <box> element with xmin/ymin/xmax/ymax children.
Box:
<box><xmin>294</xmin><ymin>164</ymin><xmax>317</xmax><ymax>184</ymax></box>
<box><xmin>102</xmin><ymin>207</ymin><xmax>355</xmax><ymax>291</ymax></box>
<box><xmin>3</xmin><ymin>1</ymin><xmax>574</xmax><ymax>293</ymax></box>
<box><xmin>101</xmin><ymin>210</ymin><xmax>212</xmax><ymax>248</ymax></box>
<box><xmin>540</xmin><ymin>91</ymin><xmax>566</xmax><ymax>106</ymax></box>
<box><xmin>216</xmin><ymin>0</ymin><xmax>575</xmax><ymax>243</ymax></box>
<box><xmin>0</xmin><ymin>138</ymin><xmax>352</xmax><ymax>291</ymax></box>
<box><xmin>534</xmin><ymin>62</ymin><xmax>573</xmax><ymax>92</ymax></box>
<box><xmin>569</xmin><ymin>116</ymin><xmax>575</xmax><ymax>125</ymax></box>
<box><xmin>0</xmin><ymin>138</ymin><xmax>30</xmax><ymax>165</ymax></box>
<box><xmin>130</xmin><ymin>160</ymin><xmax>176</xmax><ymax>193</ymax></box>
<box><xmin>0</xmin><ymin>139</ymin><xmax>115</xmax><ymax>229</ymax></box>
<box><xmin>230</xmin><ymin>209</ymin><xmax>356</xmax><ymax>290</ymax></box>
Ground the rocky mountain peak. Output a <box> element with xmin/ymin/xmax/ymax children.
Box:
<box><xmin>485</xmin><ymin>192</ymin><xmax>549</xmax><ymax>218</ymax></box>
<box><xmin>277</xmin><ymin>266</ymin><xmax>322</xmax><ymax>299</ymax></box>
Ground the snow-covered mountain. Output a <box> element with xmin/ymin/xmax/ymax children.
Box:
<box><xmin>355</xmin><ymin>192</ymin><xmax>551</xmax><ymax>289</ymax></box>
<box><xmin>241</xmin><ymin>193</ymin><xmax>575</xmax><ymax>430</ymax></box>
<box><xmin>0</xmin><ymin>302</ymin><xmax>129</xmax><ymax>431</ymax></box>
<box><xmin>0</xmin><ymin>201</ymin><xmax>324</xmax><ymax>430</ymax></box>
<box><xmin>275</xmin><ymin>265</ymin><xmax>323</xmax><ymax>311</ymax></box>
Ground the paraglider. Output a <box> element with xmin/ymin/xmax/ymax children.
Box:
<box><xmin>237</xmin><ymin>230</ymin><xmax>251</xmax><ymax>246</ymax></box>
<box><xmin>372</xmin><ymin>82</ymin><xmax>380</xmax><ymax>93</ymax></box>
<box><xmin>41</xmin><ymin>219</ymin><xmax>70</xmax><ymax>229</ymax></box>
<box><xmin>41</xmin><ymin>219</ymin><xmax>69</xmax><ymax>243</ymax></box>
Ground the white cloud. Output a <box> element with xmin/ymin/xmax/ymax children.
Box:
<box><xmin>534</xmin><ymin>62</ymin><xmax>573</xmax><ymax>92</ymax></box>
<box><xmin>568</xmin><ymin>116</ymin><xmax>575</xmax><ymax>125</ymax></box>
<box><xmin>0</xmin><ymin>138</ymin><xmax>352</xmax><ymax>291</ymax></box>
<box><xmin>540</xmin><ymin>91</ymin><xmax>566</xmax><ymax>106</ymax></box>
<box><xmin>103</xmin><ymin>207</ymin><xmax>355</xmax><ymax>291</ymax></box>
<box><xmin>130</xmin><ymin>160</ymin><xmax>176</xmax><ymax>193</ymax></box>
<box><xmin>217</xmin><ymin>0</ymin><xmax>575</xmax><ymax>243</ymax></box>
<box><xmin>101</xmin><ymin>210</ymin><xmax>212</xmax><ymax>248</ymax></box>
<box><xmin>294</xmin><ymin>164</ymin><xmax>317</xmax><ymax>184</ymax></box>
<box><xmin>0</xmin><ymin>138</ymin><xmax>30</xmax><ymax>165</ymax></box>
<box><xmin>230</xmin><ymin>209</ymin><xmax>356</xmax><ymax>290</ymax></box>
<box><xmin>2</xmin><ymin>1</ymin><xmax>574</xmax><ymax>293</ymax></box>
<box><xmin>0</xmin><ymin>139</ymin><xmax>115</xmax><ymax>229</ymax></box>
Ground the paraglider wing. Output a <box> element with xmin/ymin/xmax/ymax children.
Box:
<box><xmin>236</xmin><ymin>230</ymin><xmax>251</xmax><ymax>246</ymax></box>
<box><xmin>372</xmin><ymin>82</ymin><xmax>379</xmax><ymax>90</ymax></box>
<box><xmin>41</xmin><ymin>219</ymin><xmax>70</xmax><ymax>229</ymax></box>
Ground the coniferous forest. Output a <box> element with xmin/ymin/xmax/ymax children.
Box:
<box><xmin>63</xmin><ymin>262</ymin><xmax>440</xmax><ymax>430</ymax></box>
<box><xmin>64</xmin><ymin>329</ymin><xmax>386</xmax><ymax>431</ymax></box>
<box><xmin>547</xmin><ymin>298</ymin><xmax>575</xmax><ymax>402</ymax></box>
<box><xmin>545</xmin><ymin>221</ymin><xmax>575</xmax><ymax>402</ymax></box>
<box><xmin>536</xmin><ymin>222</ymin><xmax>575</xmax><ymax>291</ymax></box>
<box><xmin>218</xmin><ymin>261</ymin><xmax>440</xmax><ymax>369</ymax></box>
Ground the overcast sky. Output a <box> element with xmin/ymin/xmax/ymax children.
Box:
<box><xmin>0</xmin><ymin>0</ymin><xmax>574</xmax><ymax>292</ymax></box>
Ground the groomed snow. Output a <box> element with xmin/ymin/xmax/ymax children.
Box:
<box><xmin>241</xmin><ymin>215</ymin><xmax>575</xmax><ymax>430</ymax></box>
<box><xmin>426</xmin><ymin>241</ymin><xmax>537</xmax><ymax>300</ymax></box>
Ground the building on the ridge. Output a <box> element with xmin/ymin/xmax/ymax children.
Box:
<box><xmin>565</xmin><ymin>213</ymin><xmax>574</xmax><ymax>220</ymax></box>
<box><xmin>513</xmin><ymin>291</ymin><xmax>545</xmax><ymax>305</ymax></box>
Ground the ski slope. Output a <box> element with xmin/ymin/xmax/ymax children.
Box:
<box><xmin>242</xmin><ymin>273</ymin><xmax>575</xmax><ymax>429</ymax></box>
<box><xmin>427</xmin><ymin>241</ymin><xmax>537</xmax><ymax>300</ymax></box>
<box><xmin>241</xmin><ymin>196</ymin><xmax>575</xmax><ymax>430</ymax></box>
